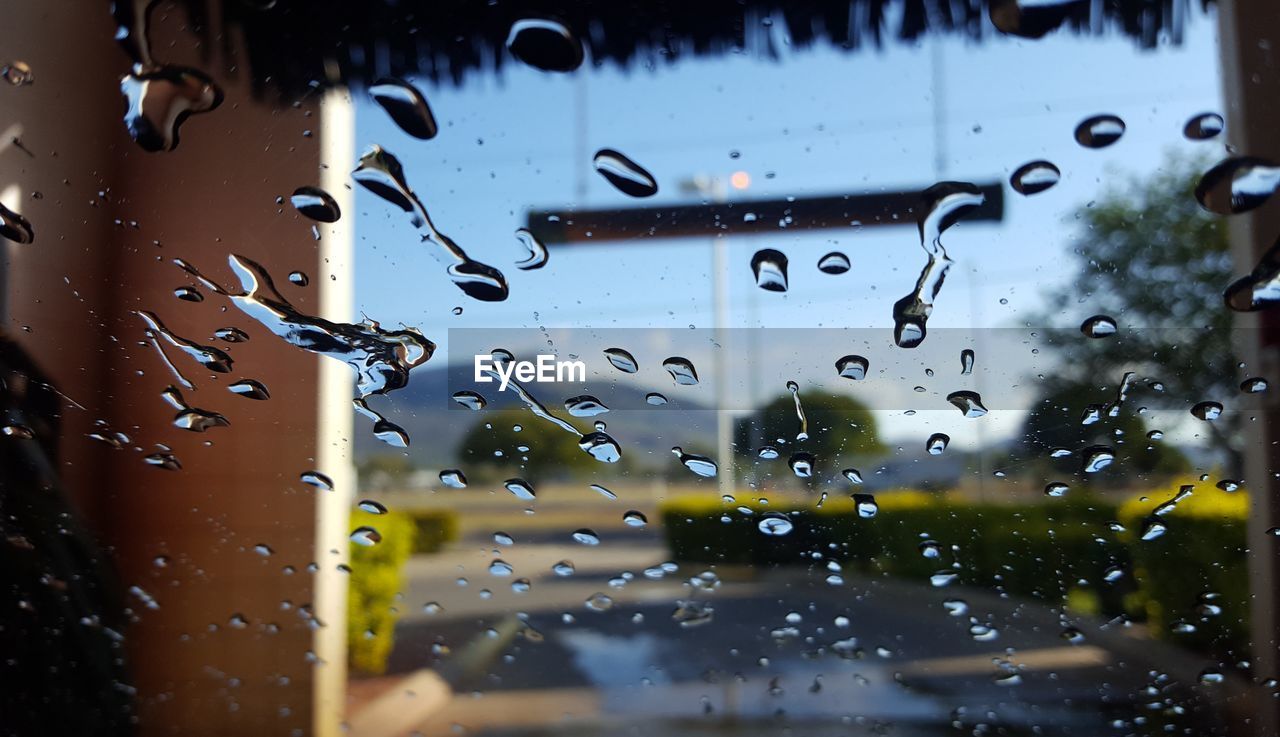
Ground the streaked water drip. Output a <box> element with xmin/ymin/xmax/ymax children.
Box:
<box><xmin>1225</xmin><ymin>236</ymin><xmax>1280</xmax><ymax>311</ymax></box>
<box><xmin>894</xmin><ymin>182</ymin><xmax>984</xmax><ymax>348</ymax></box>
<box><xmin>662</xmin><ymin>357</ymin><xmax>699</xmax><ymax>385</ymax></box>
<box><xmin>672</xmin><ymin>447</ymin><xmax>717</xmax><ymax>477</ymax></box>
<box><xmin>946</xmin><ymin>390</ymin><xmax>988</xmax><ymax>418</ymax></box>
<box><xmin>161</xmin><ymin>385</ymin><xmax>229</xmax><ymax>432</ymax></box>
<box><xmin>369</xmin><ymin>78</ymin><xmax>438</xmax><ymax>139</ymax></box>
<box><xmin>452</xmin><ymin>391</ymin><xmax>486</xmax><ymax>410</ymax></box>
<box><xmin>290</xmin><ymin>186</ymin><xmax>341</xmax><ymax>223</ymax></box>
<box><xmin>506</xmin><ymin>18</ymin><xmax>584</xmax><ymax>72</ymax></box>
<box><xmin>1184</xmin><ymin>112</ymin><xmax>1224</xmax><ymax>141</ymax></box>
<box><xmin>592</xmin><ymin>148</ymin><xmax>658</xmax><ymax>198</ymax></box>
<box><xmin>603</xmin><ymin>348</ymin><xmax>638</xmax><ymax>373</ymax></box>
<box><xmin>514</xmin><ymin>228</ymin><xmax>549</xmax><ymax>270</ymax></box>
<box><xmin>137</xmin><ymin>310</ymin><xmax>233</xmax><ymax>376</ymax></box>
<box><xmin>215</xmin><ymin>327</ymin><xmax>249</xmax><ymax>343</ymax></box>
<box><xmin>1195</xmin><ymin>157</ymin><xmax>1280</xmax><ymax>215</ymax></box>
<box><xmin>589</xmin><ymin>484</ymin><xmax>617</xmax><ymax>500</ymax></box>
<box><xmin>836</xmin><ymin>354</ymin><xmax>868</xmax><ymax>380</ymax></box>
<box><xmin>751</xmin><ymin>249</ymin><xmax>789</xmax><ymax>292</ymax></box>
<box><xmin>0</xmin><ymin>200</ymin><xmax>34</xmax><ymax>244</ymax></box>
<box><xmin>440</xmin><ymin>469</ymin><xmax>467</xmax><ymax>488</ymax></box>
<box><xmin>120</xmin><ymin>65</ymin><xmax>223</xmax><ymax>152</ymax></box>
<box><xmin>817</xmin><ymin>251</ymin><xmax>851</xmax><ymax>274</ymax></box>
<box><xmin>1074</xmin><ymin>115</ymin><xmax>1126</xmax><ymax>148</ymax></box>
<box><xmin>1010</xmin><ymin>160</ymin><xmax>1061</xmax><ymax>195</ymax></box>
<box><xmin>477</xmin><ymin>366</ymin><xmax>579</xmax><ymax>434</ymax></box>
<box><xmin>960</xmin><ymin>349</ymin><xmax>974</xmax><ymax>375</ymax></box>
<box><xmin>786</xmin><ymin>380</ymin><xmax>809</xmax><ymax>440</ymax></box>
<box><xmin>228</xmin><ymin>378</ymin><xmax>270</xmax><ymax>400</ymax></box>
<box><xmin>1153</xmin><ymin>484</ymin><xmax>1194</xmax><ymax>516</ymax></box>
<box><xmin>353</xmin><ymin>398</ymin><xmax>411</xmax><ymax>447</ymax></box>
<box><xmin>353</xmin><ymin>146</ymin><xmax>509</xmax><ymax>301</ymax></box>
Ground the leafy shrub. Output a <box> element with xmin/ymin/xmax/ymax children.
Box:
<box><xmin>404</xmin><ymin>507</ymin><xmax>459</xmax><ymax>553</ymax></box>
<box><xmin>347</xmin><ymin>509</ymin><xmax>414</xmax><ymax>674</ymax></box>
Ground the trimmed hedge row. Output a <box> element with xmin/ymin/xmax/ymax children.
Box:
<box><xmin>663</xmin><ymin>483</ymin><xmax>1248</xmax><ymax>657</ymax></box>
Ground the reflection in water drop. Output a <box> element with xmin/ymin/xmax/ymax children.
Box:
<box><xmin>506</xmin><ymin>18</ymin><xmax>584</xmax><ymax>72</ymax></box>
<box><xmin>663</xmin><ymin>357</ymin><xmax>699</xmax><ymax>385</ymax></box>
<box><xmin>854</xmin><ymin>494</ymin><xmax>878</xmax><ymax>519</ymax></box>
<box><xmin>1242</xmin><ymin>377</ymin><xmax>1269</xmax><ymax>393</ymax></box>
<box><xmin>1080</xmin><ymin>314</ymin><xmax>1117</xmax><ymax>338</ymax></box>
<box><xmin>604</xmin><ymin>348</ymin><xmax>638</xmax><ymax>373</ymax></box>
<box><xmin>505</xmin><ymin>478</ymin><xmax>536</xmax><ymax>501</ymax></box>
<box><xmin>350</xmin><ymin>526</ymin><xmax>382</xmax><ymax>547</ymax></box>
<box><xmin>514</xmin><ymin>228</ymin><xmax>549</xmax><ymax>270</ymax></box>
<box><xmin>926</xmin><ymin>433</ymin><xmax>950</xmax><ymax>455</ymax></box>
<box><xmin>758</xmin><ymin>446</ymin><xmax>780</xmax><ymax>460</ymax></box>
<box><xmin>353</xmin><ymin>146</ymin><xmax>509</xmax><ymax>301</ymax></box>
<box><xmin>1195</xmin><ymin>157</ymin><xmax>1280</xmax><ymax>215</ymax></box>
<box><xmin>1191</xmin><ymin>401</ymin><xmax>1223</xmax><ymax>421</ymax></box>
<box><xmin>584</xmin><ymin>592</ymin><xmax>614</xmax><ymax>612</ymax></box>
<box><xmin>788</xmin><ymin>452</ymin><xmax>815</xmax><ymax>478</ymax></box>
<box><xmin>290</xmin><ymin>187</ymin><xmax>341</xmax><ymax>223</ymax></box>
<box><xmin>301</xmin><ymin>470</ymin><xmax>334</xmax><ymax>491</ymax></box>
<box><xmin>593</xmin><ymin>148</ymin><xmax>658</xmax><ymax>197</ymax></box>
<box><xmin>1010</xmin><ymin>160</ymin><xmax>1061</xmax><ymax>195</ymax></box>
<box><xmin>758</xmin><ymin>513</ymin><xmax>794</xmax><ymax>537</ymax></box>
<box><xmin>1044</xmin><ymin>482</ymin><xmax>1069</xmax><ymax>498</ymax></box>
<box><xmin>751</xmin><ymin>249</ymin><xmax>789</xmax><ymax>292</ymax></box>
<box><xmin>960</xmin><ymin>348</ymin><xmax>975</xmax><ymax>375</ymax></box>
<box><xmin>369</xmin><ymin>78</ymin><xmax>438</xmax><ymax>139</ymax></box>
<box><xmin>358</xmin><ymin>500</ymin><xmax>387</xmax><ymax>515</ymax></box>
<box><xmin>946</xmin><ymin>390</ymin><xmax>988</xmax><ymax>418</ymax></box>
<box><xmin>1074</xmin><ymin>115</ymin><xmax>1126</xmax><ymax>148</ymax></box>
<box><xmin>215</xmin><ymin>327</ymin><xmax>249</xmax><ymax>343</ymax></box>
<box><xmin>353</xmin><ymin>398</ymin><xmax>411</xmax><ymax>447</ymax></box>
<box><xmin>578</xmin><ymin>431</ymin><xmax>622</xmax><ymax>463</ymax></box>
<box><xmin>439</xmin><ymin>469</ymin><xmax>467</xmax><ymax>488</ymax></box>
<box><xmin>489</xmin><ymin>559</ymin><xmax>513</xmax><ymax>576</ymax></box>
<box><xmin>564</xmin><ymin>395</ymin><xmax>609</xmax><ymax>417</ymax></box>
<box><xmin>228</xmin><ymin>378</ymin><xmax>270</xmax><ymax>400</ymax></box>
<box><xmin>553</xmin><ymin>560</ymin><xmax>576</xmax><ymax>577</ymax></box>
<box><xmin>787</xmin><ymin>380</ymin><xmax>809</xmax><ymax>440</ymax></box>
<box><xmin>895</xmin><ymin>182</ymin><xmax>984</xmax><ymax>348</ymax></box>
<box><xmin>1184</xmin><ymin>112</ymin><xmax>1225</xmax><ymax>141</ymax></box>
<box><xmin>1081</xmin><ymin>446</ymin><xmax>1115</xmax><ymax>473</ymax></box>
<box><xmin>0</xmin><ymin>200</ymin><xmax>34</xmax><ymax>244</ymax></box>
<box><xmin>817</xmin><ymin>252</ymin><xmax>851</xmax><ymax>274</ymax></box>
<box><xmin>836</xmin><ymin>355</ymin><xmax>869</xmax><ymax>380</ymax></box>
<box><xmin>672</xmin><ymin>447</ymin><xmax>718</xmax><ymax>477</ymax></box>
<box><xmin>1140</xmin><ymin>517</ymin><xmax>1168</xmax><ymax>541</ymax></box>
<box><xmin>623</xmin><ymin>510</ymin><xmax>647</xmax><ymax>528</ymax></box>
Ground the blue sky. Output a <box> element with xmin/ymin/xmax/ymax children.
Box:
<box><xmin>350</xmin><ymin>12</ymin><xmax>1225</xmax><ymax>445</ymax></box>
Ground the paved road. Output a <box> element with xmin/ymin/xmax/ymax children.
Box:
<box><xmin>375</xmin><ymin>541</ymin><xmax>1234</xmax><ymax>737</ymax></box>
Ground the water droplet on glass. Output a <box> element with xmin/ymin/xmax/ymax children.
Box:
<box><xmin>663</xmin><ymin>357</ymin><xmax>699</xmax><ymax>385</ymax></box>
<box><xmin>593</xmin><ymin>148</ymin><xmax>658</xmax><ymax>197</ymax></box>
<box><xmin>253</xmin><ymin>543</ymin><xmax>273</xmax><ymax>557</ymax></box>
<box><xmin>926</xmin><ymin>433</ymin><xmax>950</xmax><ymax>455</ymax></box>
<box><xmin>174</xmin><ymin>286</ymin><xmax>203</xmax><ymax>302</ymax></box>
<box><xmin>572</xmin><ymin>529</ymin><xmax>600</xmax><ymax>546</ymax></box>
<box><xmin>565</xmin><ymin>395</ymin><xmax>609</xmax><ymax>417</ymax></box>
<box><xmin>946</xmin><ymin>390</ymin><xmax>988</xmax><ymax>418</ymax></box>
<box><xmin>358</xmin><ymin>500</ymin><xmax>387</xmax><ymax>515</ymax></box>
<box><xmin>228</xmin><ymin>378</ymin><xmax>270</xmax><ymax>400</ymax></box>
<box><xmin>918</xmin><ymin>539</ymin><xmax>941</xmax><ymax>558</ymax></box>
<box><xmin>505</xmin><ymin>478</ymin><xmax>536</xmax><ymax>501</ymax></box>
<box><xmin>854</xmin><ymin>493</ymin><xmax>878</xmax><ymax>518</ymax></box>
<box><xmin>1081</xmin><ymin>446</ymin><xmax>1115</xmax><ymax>473</ymax></box>
<box><xmin>215</xmin><ymin>327</ymin><xmax>249</xmax><ymax>343</ymax></box>
<box><xmin>1074</xmin><ymin>114</ymin><xmax>1126</xmax><ymax>148</ymax></box>
<box><xmin>144</xmin><ymin>451</ymin><xmax>181</xmax><ymax>470</ymax></box>
<box><xmin>1192</xmin><ymin>401</ymin><xmax>1223</xmax><ymax>421</ymax></box>
<box><xmin>1010</xmin><ymin>160</ymin><xmax>1061</xmax><ymax>195</ymax></box>
<box><xmin>895</xmin><ymin>182</ymin><xmax>984</xmax><ymax>348</ymax></box>
<box><xmin>2</xmin><ymin>61</ymin><xmax>33</xmax><ymax>86</ymax></box>
<box><xmin>301</xmin><ymin>470</ymin><xmax>333</xmax><ymax>490</ymax></box>
<box><xmin>369</xmin><ymin>77</ymin><xmax>438</xmax><ymax>139</ymax></box>
<box><xmin>751</xmin><ymin>248</ymin><xmax>789</xmax><ymax>292</ymax></box>
<box><xmin>623</xmin><ymin>510</ymin><xmax>647</xmax><ymax>528</ymax></box>
<box><xmin>2</xmin><ymin>424</ymin><xmax>33</xmax><ymax>439</ymax></box>
<box><xmin>817</xmin><ymin>251</ymin><xmax>850</xmax><ymax>274</ymax></box>
<box><xmin>578</xmin><ymin>431</ymin><xmax>622</xmax><ymax>463</ymax></box>
<box><xmin>758</xmin><ymin>513</ymin><xmax>794</xmax><ymax>537</ymax></box>
<box><xmin>121</xmin><ymin>65</ymin><xmax>223</xmax><ymax>152</ymax></box>
<box><xmin>645</xmin><ymin>392</ymin><xmax>667</xmax><ymax>405</ymax></box>
<box><xmin>789</xmin><ymin>452</ymin><xmax>815</xmax><ymax>478</ymax></box>
<box><xmin>1184</xmin><ymin>112</ymin><xmax>1225</xmax><ymax>140</ymax></box>
<box><xmin>673</xmin><ymin>447</ymin><xmax>718</xmax><ymax>477</ymax></box>
<box><xmin>0</xmin><ymin>200</ymin><xmax>34</xmax><ymax>244</ymax></box>
<box><xmin>836</xmin><ymin>354</ymin><xmax>869</xmax><ymax>380</ymax></box>
<box><xmin>452</xmin><ymin>391</ymin><xmax>486</xmax><ymax>410</ymax></box>
<box><xmin>489</xmin><ymin>559</ymin><xmax>514</xmax><ymax>576</ymax></box>
<box><xmin>1199</xmin><ymin>668</ymin><xmax>1225</xmax><ymax>685</ymax></box>
<box><xmin>506</xmin><ymin>18</ymin><xmax>584</xmax><ymax>72</ymax></box>
<box><xmin>1044</xmin><ymin>482</ymin><xmax>1069</xmax><ymax>498</ymax></box>
<box><xmin>603</xmin><ymin>347</ymin><xmax>638</xmax><ymax>373</ymax></box>
<box><xmin>588</xmin><ymin>484</ymin><xmax>617</xmax><ymax>501</ymax></box>
<box><xmin>288</xmin><ymin>271</ymin><xmax>310</xmax><ymax>287</ymax></box>
<box><xmin>553</xmin><ymin>560</ymin><xmax>576</xmax><ymax>577</ymax></box>
<box><xmin>584</xmin><ymin>592</ymin><xmax>614</xmax><ymax>612</ymax></box>
<box><xmin>440</xmin><ymin>469</ymin><xmax>467</xmax><ymax>488</ymax></box>
<box><xmin>1195</xmin><ymin>157</ymin><xmax>1280</xmax><ymax>215</ymax></box>
<box><xmin>514</xmin><ymin>228</ymin><xmax>549</xmax><ymax>270</ymax></box>
<box><xmin>758</xmin><ymin>446</ymin><xmax>780</xmax><ymax>460</ymax></box>
<box><xmin>1140</xmin><ymin>517</ymin><xmax>1168</xmax><ymax>541</ymax></box>
<box><xmin>842</xmin><ymin>468</ymin><xmax>864</xmax><ymax>485</ymax></box>
<box><xmin>1080</xmin><ymin>314</ymin><xmax>1117</xmax><ymax>338</ymax></box>
<box><xmin>930</xmin><ymin>571</ymin><xmax>958</xmax><ymax>588</ymax></box>
<box><xmin>290</xmin><ymin>186</ymin><xmax>341</xmax><ymax>223</ymax></box>
<box><xmin>350</xmin><ymin>526</ymin><xmax>382</xmax><ymax>546</ymax></box>
<box><xmin>1242</xmin><ymin>377</ymin><xmax>1269</xmax><ymax>393</ymax></box>
<box><xmin>1225</xmin><ymin>236</ymin><xmax>1280</xmax><ymax>311</ymax></box>
<box><xmin>942</xmin><ymin>598</ymin><xmax>968</xmax><ymax>616</ymax></box>
<box><xmin>787</xmin><ymin>380</ymin><xmax>809</xmax><ymax>440</ymax></box>
<box><xmin>1217</xmin><ymin>479</ymin><xmax>1242</xmax><ymax>492</ymax></box>
<box><xmin>672</xmin><ymin>600</ymin><xmax>714</xmax><ymax>628</ymax></box>
<box><xmin>959</xmin><ymin>348</ymin><xmax>975</xmax><ymax>376</ymax></box>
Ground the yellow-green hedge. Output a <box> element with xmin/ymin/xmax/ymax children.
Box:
<box><xmin>347</xmin><ymin>509</ymin><xmax>414</xmax><ymax>674</ymax></box>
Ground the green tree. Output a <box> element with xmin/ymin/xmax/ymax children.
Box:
<box><xmin>734</xmin><ymin>391</ymin><xmax>884</xmax><ymax>467</ymax></box>
<box><xmin>1021</xmin><ymin>156</ymin><xmax>1236</xmax><ymax>472</ymax></box>
<box><xmin>457</xmin><ymin>411</ymin><xmax>597</xmax><ymax>480</ymax></box>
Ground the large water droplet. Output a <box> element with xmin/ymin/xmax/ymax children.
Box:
<box><xmin>505</xmin><ymin>478</ymin><xmax>536</xmax><ymax>501</ymax></box>
<box><xmin>452</xmin><ymin>391</ymin><xmax>486</xmax><ymax>410</ymax></box>
<box><xmin>1140</xmin><ymin>517</ymin><xmax>1168</xmax><ymax>541</ymax></box>
<box><xmin>946</xmin><ymin>390</ymin><xmax>988</xmax><ymax>418</ymax></box>
<box><xmin>1081</xmin><ymin>445</ymin><xmax>1115</xmax><ymax>473</ymax></box>
<box><xmin>0</xmin><ymin>201</ymin><xmax>34</xmax><ymax>244</ymax></box>
<box><xmin>1242</xmin><ymin>377</ymin><xmax>1269</xmax><ymax>393</ymax></box>
<box><xmin>301</xmin><ymin>470</ymin><xmax>333</xmax><ymax>490</ymax></box>
<box><xmin>514</xmin><ymin>228</ymin><xmax>549</xmax><ymax>270</ymax></box>
<box><xmin>1184</xmin><ymin>112</ymin><xmax>1225</xmax><ymax>141</ymax></box>
<box><xmin>751</xmin><ymin>249</ymin><xmax>789</xmax><ymax>292</ymax></box>
<box><xmin>789</xmin><ymin>452</ymin><xmax>815</xmax><ymax>478</ymax></box>
<box><xmin>489</xmin><ymin>559</ymin><xmax>514</xmax><ymax>576</ymax></box>
<box><xmin>926</xmin><ymin>433</ymin><xmax>950</xmax><ymax>455</ymax></box>
<box><xmin>369</xmin><ymin>78</ymin><xmax>438</xmax><ymax>139</ymax></box>
<box><xmin>843</xmin><ymin>468</ymin><xmax>864</xmax><ymax>485</ymax></box>
<box><xmin>1074</xmin><ymin>115</ymin><xmax>1126</xmax><ymax>149</ymax></box>
<box><xmin>579</xmin><ymin>431</ymin><xmax>622</xmax><ymax>463</ymax></box>
<box><xmin>290</xmin><ymin>186</ymin><xmax>341</xmax><ymax>223</ymax></box>
<box><xmin>836</xmin><ymin>355</ymin><xmax>869</xmax><ymax>380</ymax></box>
<box><xmin>572</xmin><ymin>529</ymin><xmax>601</xmax><ymax>546</ymax></box>
<box><xmin>817</xmin><ymin>252</ymin><xmax>850</xmax><ymax>274</ymax></box>
<box><xmin>623</xmin><ymin>510</ymin><xmax>647</xmax><ymax>528</ymax></box>
<box><xmin>440</xmin><ymin>469</ymin><xmax>467</xmax><ymax>488</ymax></box>
<box><xmin>228</xmin><ymin>378</ymin><xmax>270</xmax><ymax>400</ymax></box>
<box><xmin>565</xmin><ymin>395</ymin><xmax>609</xmax><ymax>417</ymax></box>
<box><xmin>174</xmin><ymin>286</ymin><xmax>203</xmax><ymax>302</ymax></box>
<box><xmin>506</xmin><ymin>18</ymin><xmax>584</xmax><ymax>72</ymax></box>
<box><xmin>553</xmin><ymin>560</ymin><xmax>576</xmax><ymax>577</ymax></box>
<box><xmin>930</xmin><ymin>571</ymin><xmax>958</xmax><ymax>588</ymax></box>
<box><xmin>757</xmin><ymin>513</ymin><xmax>794</xmax><ymax>537</ymax></box>
<box><xmin>1195</xmin><ymin>157</ymin><xmax>1280</xmax><ymax>215</ymax></box>
<box><xmin>358</xmin><ymin>500</ymin><xmax>387</xmax><ymax>515</ymax></box>
<box><xmin>1191</xmin><ymin>401</ymin><xmax>1223</xmax><ymax>421</ymax></box>
<box><xmin>854</xmin><ymin>494</ymin><xmax>878</xmax><ymax>519</ymax></box>
<box><xmin>350</xmin><ymin>526</ymin><xmax>382</xmax><ymax>546</ymax></box>
<box><xmin>1080</xmin><ymin>314</ymin><xmax>1117</xmax><ymax>338</ymax></box>
<box><xmin>120</xmin><ymin>66</ymin><xmax>223</xmax><ymax>152</ymax></box>
<box><xmin>758</xmin><ymin>446</ymin><xmax>780</xmax><ymax>460</ymax></box>
<box><xmin>1044</xmin><ymin>482</ymin><xmax>1069</xmax><ymax>498</ymax></box>
<box><xmin>663</xmin><ymin>357</ymin><xmax>699</xmax><ymax>385</ymax></box>
<box><xmin>215</xmin><ymin>327</ymin><xmax>249</xmax><ymax>343</ymax></box>
<box><xmin>593</xmin><ymin>149</ymin><xmax>658</xmax><ymax>198</ymax></box>
<box><xmin>584</xmin><ymin>592</ymin><xmax>614</xmax><ymax>612</ymax></box>
<box><xmin>645</xmin><ymin>392</ymin><xmax>667</xmax><ymax>405</ymax></box>
<box><xmin>604</xmin><ymin>347</ymin><xmax>638</xmax><ymax>373</ymax></box>
<box><xmin>672</xmin><ymin>447</ymin><xmax>717</xmax><ymax>477</ymax></box>
<box><xmin>1010</xmin><ymin>160</ymin><xmax>1061</xmax><ymax>195</ymax></box>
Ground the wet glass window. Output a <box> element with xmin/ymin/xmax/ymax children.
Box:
<box><xmin>5</xmin><ymin>2</ymin><xmax>1280</xmax><ymax>737</ymax></box>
